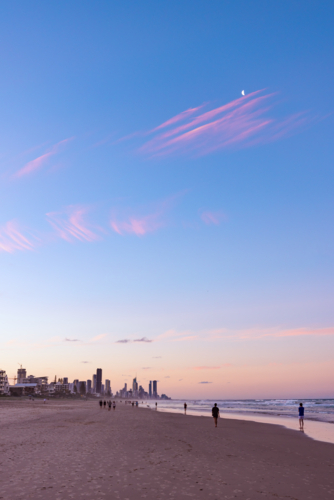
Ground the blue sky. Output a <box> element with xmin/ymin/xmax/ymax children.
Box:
<box><xmin>1</xmin><ymin>1</ymin><xmax>334</xmax><ymax>398</ymax></box>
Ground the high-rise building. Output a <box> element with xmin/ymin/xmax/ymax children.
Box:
<box><xmin>63</xmin><ymin>377</ymin><xmax>68</xmax><ymax>384</ymax></box>
<box><xmin>92</xmin><ymin>374</ymin><xmax>97</xmax><ymax>392</ymax></box>
<box><xmin>87</xmin><ymin>380</ymin><xmax>92</xmax><ymax>393</ymax></box>
<box><xmin>153</xmin><ymin>380</ymin><xmax>157</xmax><ymax>398</ymax></box>
<box><xmin>17</xmin><ymin>368</ymin><xmax>26</xmax><ymax>384</ymax></box>
<box><xmin>105</xmin><ymin>379</ymin><xmax>110</xmax><ymax>394</ymax></box>
<box><xmin>101</xmin><ymin>383</ymin><xmax>104</xmax><ymax>394</ymax></box>
<box><xmin>149</xmin><ymin>381</ymin><xmax>152</xmax><ymax>398</ymax></box>
<box><xmin>73</xmin><ymin>379</ymin><xmax>79</xmax><ymax>387</ymax></box>
<box><xmin>96</xmin><ymin>369</ymin><xmax>102</xmax><ymax>394</ymax></box>
<box><xmin>132</xmin><ymin>377</ymin><xmax>138</xmax><ymax>392</ymax></box>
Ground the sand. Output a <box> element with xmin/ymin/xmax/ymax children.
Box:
<box><xmin>1</xmin><ymin>399</ymin><xmax>334</xmax><ymax>499</ymax></box>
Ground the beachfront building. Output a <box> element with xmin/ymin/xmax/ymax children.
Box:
<box><xmin>10</xmin><ymin>383</ymin><xmax>38</xmax><ymax>396</ymax></box>
<box><xmin>149</xmin><ymin>381</ymin><xmax>152</xmax><ymax>397</ymax></box>
<box><xmin>105</xmin><ymin>379</ymin><xmax>111</xmax><ymax>395</ymax></box>
<box><xmin>96</xmin><ymin>369</ymin><xmax>102</xmax><ymax>394</ymax></box>
<box><xmin>87</xmin><ymin>379</ymin><xmax>92</xmax><ymax>394</ymax></box>
<box><xmin>0</xmin><ymin>370</ymin><xmax>10</xmax><ymax>395</ymax></box>
<box><xmin>153</xmin><ymin>380</ymin><xmax>158</xmax><ymax>398</ymax></box>
<box><xmin>92</xmin><ymin>374</ymin><xmax>97</xmax><ymax>393</ymax></box>
<box><xmin>17</xmin><ymin>367</ymin><xmax>27</xmax><ymax>384</ymax></box>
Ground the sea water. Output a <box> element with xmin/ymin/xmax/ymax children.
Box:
<box><xmin>142</xmin><ymin>399</ymin><xmax>334</xmax><ymax>445</ymax></box>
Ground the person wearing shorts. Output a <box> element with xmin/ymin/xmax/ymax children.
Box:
<box><xmin>212</xmin><ymin>403</ymin><xmax>219</xmax><ymax>427</ymax></box>
<box><xmin>298</xmin><ymin>403</ymin><xmax>304</xmax><ymax>430</ymax></box>
<box><xmin>184</xmin><ymin>403</ymin><xmax>187</xmax><ymax>415</ymax></box>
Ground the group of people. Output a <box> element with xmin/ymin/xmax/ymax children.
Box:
<box><xmin>99</xmin><ymin>400</ymin><xmax>116</xmax><ymax>410</ymax></box>
<box><xmin>184</xmin><ymin>402</ymin><xmax>306</xmax><ymax>430</ymax></box>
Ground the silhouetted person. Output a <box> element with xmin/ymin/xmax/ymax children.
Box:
<box><xmin>99</xmin><ymin>400</ymin><xmax>103</xmax><ymax>409</ymax></box>
<box><xmin>184</xmin><ymin>403</ymin><xmax>187</xmax><ymax>415</ymax></box>
<box><xmin>212</xmin><ymin>403</ymin><xmax>219</xmax><ymax>427</ymax></box>
<box><xmin>299</xmin><ymin>403</ymin><xmax>304</xmax><ymax>430</ymax></box>
<box><xmin>113</xmin><ymin>402</ymin><xmax>116</xmax><ymax>410</ymax></box>
<box><xmin>108</xmin><ymin>401</ymin><xmax>111</xmax><ymax>410</ymax></box>
<box><xmin>104</xmin><ymin>400</ymin><xmax>106</xmax><ymax>409</ymax></box>
<box><xmin>155</xmin><ymin>402</ymin><xmax>157</xmax><ymax>410</ymax></box>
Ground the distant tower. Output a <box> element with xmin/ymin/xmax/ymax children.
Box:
<box><xmin>86</xmin><ymin>380</ymin><xmax>92</xmax><ymax>393</ymax></box>
<box><xmin>17</xmin><ymin>367</ymin><xmax>26</xmax><ymax>384</ymax></box>
<box><xmin>153</xmin><ymin>380</ymin><xmax>157</xmax><ymax>398</ymax></box>
<box><xmin>96</xmin><ymin>369</ymin><xmax>102</xmax><ymax>394</ymax></box>
<box><xmin>93</xmin><ymin>374</ymin><xmax>97</xmax><ymax>392</ymax></box>
<box><xmin>63</xmin><ymin>377</ymin><xmax>68</xmax><ymax>384</ymax></box>
<box><xmin>149</xmin><ymin>381</ymin><xmax>152</xmax><ymax>398</ymax></box>
<box><xmin>105</xmin><ymin>379</ymin><xmax>111</xmax><ymax>395</ymax></box>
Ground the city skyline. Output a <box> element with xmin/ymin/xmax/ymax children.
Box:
<box><xmin>1</xmin><ymin>2</ymin><xmax>334</xmax><ymax>399</ymax></box>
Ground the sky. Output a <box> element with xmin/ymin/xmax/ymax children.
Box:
<box><xmin>1</xmin><ymin>1</ymin><xmax>334</xmax><ymax>399</ymax></box>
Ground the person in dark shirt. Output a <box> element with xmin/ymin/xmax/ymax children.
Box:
<box><xmin>104</xmin><ymin>400</ymin><xmax>106</xmax><ymax>409</ymax></box>
<box><xmin>212</xmin><ymin>403</ymin><xmax>219</xmax><ymax>427</ymax></box>
<box><xmin>99</xmin><ymin>400</ymin><xmax>103</xmax><ymax>409</ymax></box>
<box><xmin>108</xmin><ymin>401</ymin><xmax>111</xmax><ymax>411</ymax></box>
<box><xmin>184</xmin><ymin>403</ymin><xmax>187</xmax><ymax>415</ymax></box>
<box><xmin>298</xmin><ymin>403</ymin><xmax>304</xmax><ymax>430</ymax></box>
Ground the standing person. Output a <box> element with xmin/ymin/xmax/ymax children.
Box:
<box><xmin>298</xmin><ymin>403</ymin><xmax>305</xmax><ymax>430</ymax></box>
<box><xmin>212</xmin><ymin>403</ymin><xmax>219</xmax><ymax>427</ymax></box>
<box><xmin>99</xmin><ymin>400</ymin><xmax>103</xmax><ymax>409</ymax></box>
<box><xmin>113</xmin><ymin>401</ymin><xmax>116</xmax><ymax>410</ymax></box>
<box><xmin>155</xmin><ymin>402</ymin><xmax>157</xmax><ymax>410</ymax></box>
<box><xmin>184</xmin><ymin>402</ymin><xmax>187</xmax><ymax>415</ymax></box>
<box><xmin>108</xmin><ymin>401</ymin><xmax>111</xmax><ymax>411</ymax></box>
<box><xmin>104</xmin><ymin>400</ymin><xmax>106</xmax><ymax>409</ymax></box>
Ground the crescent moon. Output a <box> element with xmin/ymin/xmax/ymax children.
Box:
<box><xmin>241</xmin><ymin>90</ymin><xmax>245</xmax><ymax>96</ymax></box>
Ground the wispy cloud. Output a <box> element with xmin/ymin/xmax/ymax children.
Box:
<box><xmin>201</xmin><ymin>210</ymin><xmax>226</xmax><ymax>225</ymax></box>
<box><xmin>110</xmin><ymin>193</ymin><xmax>184</xmax><ymax>237</ymax></box>
<box><xmin>142</xmin><ymin>367</ymin><xmax>151</xmax><ymax>370</ymax></box>
<box><xmin>65</xmin><ymin>338</ymin><xmax>81</xmax><ymax>342</ymax></box>
<box><xmin>81</xmin><ymin>361</ymin><xmax>90</xmax><ymax>363</ymax></box>
<box><xmin>153</xmin><ymin>356</ymin><xmax>162</xmax><ymax>359</ymax></box>
<box><xmin>0</xmin><ymin>220</ymin><xmax>35</xmax><ymax>253</ymax></box>
<box><xmin>14</xmin><ymin>138</ymin><xmax>73</xmax><ymax>178</ymax></box>
<box><xmin>116</xmin><ymin>337</ymin><xmax>152</xmax><ymax>344</ymax></box>
<box><xmin>123</xmin><ymin>91</ymin><xmax>313</xmax><ymax>159</ymax></box>
<box><xmin>46</xmin><ymin>205</ymin><xmax>100</xmax><ymax>243</ymax></box>
<box><xmin>199</xmin><ymin>381</ymin><xmax>212</xmax><ymax>384</ymax></box>
<box><xmin>90</xmin><ymin>334</ymin><xmax>107</xmax><ymax>342</ymax></box>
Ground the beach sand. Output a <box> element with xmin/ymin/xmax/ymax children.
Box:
<box><xmin>1</xmin><ymin>399</ymin><xmax>334</xmax><ymax>499</ymax></box>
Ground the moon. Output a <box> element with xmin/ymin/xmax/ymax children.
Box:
<box><xmin>241</xmin><ymin>90</ymin><xmax>245</xmax><ymax>96</ymax></box>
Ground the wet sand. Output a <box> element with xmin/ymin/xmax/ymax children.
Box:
<box><xmin>1</xmin><ymin>399</ymin><xmax>334</xmax><ymax>499</ymax></box>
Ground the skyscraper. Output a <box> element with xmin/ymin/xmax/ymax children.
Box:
<box><xmin>87</xmin><ymin>379</ymin><xmax>92</xmax><ymax>393</ymax></box>
<box><xmin>149</xmin><ymin>381</ymin><xmax>152</xmax><ymax>398</ymax></box>
<box><xmin>92</xmin><ymin>374</ymin><xmax>97</xmax><ymax>392</ymax></box>
<box><xmin>105</xmin><ymin>379</ymin><xmax>110</xmax><ymax>395</ymax></box>
<box><xmin>96</xmin><ymin>369</ymin><xmax>102</xmax><ymax>394</ymax></box>
<box><xmin>153</xmin><ymin>380</ymin><xmax>157</xmax><ymax>398</ymax></box>
<box><xmin>63</xmin><ymin>377</ymin><xmax>68</xmax><ymax>384</ymax></box>
<box><xmin>132</xmin><ymin>377</ymin><xmax>138</xmax><ymax>393</ymax></box>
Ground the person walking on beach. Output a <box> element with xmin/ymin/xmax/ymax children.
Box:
<box><xmin>113</xmin><ymin>402</ymin><xmax>116</xmax><ymax>410</ymax></box>
<box><xmin>155</xmin><ymin>402</ymin><xmax>157</xmax><ymax>410</ymax></box>
<box><xmin>108</xmin><ymin>401</ymin><xmax>111</xmax><ymax>411</ymax></box>
<box><xmin>99</xmin><ymin>400</ymin><xmax>103</xmax><ymax>409</ymax></box>
<box><xmin>184</xmin><ymin>403</ymin><xmax>187</xmax><ymax>415</ymax></box>
<box><xmin>298</xmin><ymin>403</ymin><xmax>304</xmax><ymax>430</ymax></box>
<box><xmin>104</xmin><ymin>400</ymin><xmax>106</xmax><ymax>409</ymax></box>
<box><xmin>212</xmin><ymin>403</ymin><xmax>219</xmax><ymax>427</ymax></box>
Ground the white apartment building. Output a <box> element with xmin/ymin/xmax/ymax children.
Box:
<box><xmin>0</xmin><ymin>370</ymin><xmax>10</xmax><ymax>395</ymax></box>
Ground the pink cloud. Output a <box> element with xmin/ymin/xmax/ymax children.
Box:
<box><xmin>0</xmin><ymin>220</ymin><xmax>35</xmax><ymax>253</ymax></box>
<box><xmin>14</xmin><ymin>138</ymin><xmax>73</xmax><ymax>178</ymax></box>
<box><xmin>46</xmin><ymin>206</ymin><xmax>100</xmax><ymax>243</ymax></box>
<box><xmin>201</xmin><ymin>210</ymin><xmax>226</xmax><ymax>225</ymax></box>
<box><xmin>110</xmin><ymin>194</ymin><xmax>182</xmax><ymax>236</ymax></box>
<box><xmin>123</xmin><ymin>90</ymin><xmax>313</xmax><ymax>158</ymax></box>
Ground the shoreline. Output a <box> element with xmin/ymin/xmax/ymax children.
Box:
<box><xmin>154</xmin><ymin>405</ymin><xmax>334</xmax><ymax>445</ymax></box>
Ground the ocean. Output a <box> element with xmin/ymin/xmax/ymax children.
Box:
<box><xmin>141</xmin><ymin>398</ymin><xmax>334</xmax><ymax>445</ymax></box>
